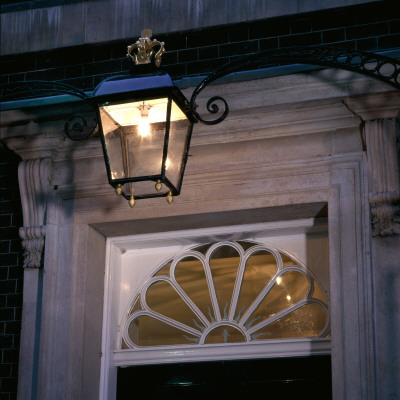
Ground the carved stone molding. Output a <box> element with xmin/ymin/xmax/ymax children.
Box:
<box><xmin>369</xmin><ymin>191</ymin><xmax>400</xmax><ymax>236</ymax></box>
<box><xmin>18</xmin><ymin>158</ymin><xmax>52</xmax><ymax>268</ymax></box>
<box><xmin>365</xmin><ymin>118</ymin><xmax>400</xmax><ymax>236</ymax></box>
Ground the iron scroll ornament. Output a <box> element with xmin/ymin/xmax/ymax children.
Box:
<box><xmin>189</xmin><ymin>46</ymin><xmax>400</xmax><ymax>125</ymax></box>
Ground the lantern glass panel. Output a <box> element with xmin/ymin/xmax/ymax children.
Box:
<box><xmin>165</xmin><ymin>100</ymin><xmax>191</xmax><ymax>189</ymax></box>
<box><xmin>99</xmin><ymin>97</ymin><xmax>169</xmax><ymax>182</ymax></box>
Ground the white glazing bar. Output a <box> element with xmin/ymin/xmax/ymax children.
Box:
<box><xmin>203</xmin><ymin>244</ymin><xmax>225</xmax><ymax>321</ymax></box>
<box><xmin>170</xmin><ymin>253</ymin><xmax>212</xmax><ymax>327</ymax></box>
<box><xmin>227</xmin><ymin>242</ymin><xmax>247</xmax><ymax>321</ymax></box>
<box><xmin>123</xmin><ymin>310</ymin><xmax>202</xmax><ymax>348</ymax></box>
<box><xmin>229</xmin><ymin>244</ymin><xmax>274</xmax><ymax>321</ymax></box>
<box><xmin>120</xmin><ymin>239</ymin><xmax>330</xmax><ymax>351</ymax></box>
<box><xmin>238</xmin><ymin>248</ymin><xmax>283</xmax><ymax>326</ymax></box>
<box><xmin>114</xmin><ymin>339</ymin><xmax>332</xmax><ymax>366</ymax></box>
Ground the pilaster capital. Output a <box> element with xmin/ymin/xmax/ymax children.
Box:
<box><xmin>18</xmin><ymin>158</ymin><xmax>52</xmax><ymax>268</ymax></box>
<box><xmin>364</xmin><ymin>118</ymin><xmax>400</xmax><ymax>236</ymax></box>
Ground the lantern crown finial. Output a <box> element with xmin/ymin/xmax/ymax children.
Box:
<box><xmin>126</xmin><ymin>28</ymin><xmax>165</xmax><ymax>67</ymax></box>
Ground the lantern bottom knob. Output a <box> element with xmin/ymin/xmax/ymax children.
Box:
<box><xmin>129</xmin><ymin>196</ymin><xmax>135</xmax><ymax>208</ymax></box>
<box><xmin>166</xmin><ymin>191</ymin><xmax>173</xmax><ymax>204</ymax></box>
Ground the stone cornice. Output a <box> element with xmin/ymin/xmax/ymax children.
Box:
<box><xmin>344</xmin><ymin>91</ymin><xmax>400</xmax><ymax>120</ymax></box>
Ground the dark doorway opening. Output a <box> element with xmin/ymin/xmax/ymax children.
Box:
<box><xmin>117</xmin><ymin>355</ymin><xmax>331</xmax><ymax>400</ymax></box>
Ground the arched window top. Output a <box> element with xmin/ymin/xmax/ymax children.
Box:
<box><xmin>121</xmin><ymin>240</ymin><xmax>329</xmax><ymax>349</ymax></box>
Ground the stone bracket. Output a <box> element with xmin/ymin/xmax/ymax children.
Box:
<box><xmin>18</xmin><ymin>158</ymin><xmax>52</xmax><ymax>268</ymax></box>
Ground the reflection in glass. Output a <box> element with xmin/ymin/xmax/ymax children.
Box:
<box><xmin>246</xmin><ymin>271</ymin><xmax>309</xmax><ymax>328</ymax></box>
<box><xmin>251</xmin><ymin>303</ymin><xmax>327</xmax><ymax>340</ymax></box>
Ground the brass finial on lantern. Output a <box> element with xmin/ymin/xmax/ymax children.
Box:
<box><xmin>126</xmin><ymin>28</ymin><xmax>165</xmax><ymax>67</ymax></box>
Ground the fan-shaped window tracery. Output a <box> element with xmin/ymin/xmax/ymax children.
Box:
<box><xmin>121</xmin><ymin>241</ymin><xmax>329</xmax><ymax>348</ymax></box>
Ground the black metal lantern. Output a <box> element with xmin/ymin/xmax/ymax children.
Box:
<box><xmin>93</xmin><ymin>73</ymin><xmax>195</xmax><ymax>207</ymax></box>
<box><xmin>91</xmin><ymin>30</ymin><xmax>196</xmax><ymax>207</ymax></box>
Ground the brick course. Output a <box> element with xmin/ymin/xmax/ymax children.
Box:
<box><xmin>0</xmin><ymin>1</ymin><xmax>399</xmax><ymax>92</ymax></box>
<box><xmin>0</xmin><ymin>144</ymin><xmax>23</xmax><ymax>400</ymax></box>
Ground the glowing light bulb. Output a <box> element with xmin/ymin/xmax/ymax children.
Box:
<box><xmin>286</xmin><ymin>295</ymin><xmax>291</xmax><ymax>301</ymax></box>
<box><xmin>276</xmin><ymin>277</ymin><xmax>282</xmax><ymax>285</ymax></box>
<box><xmin>138</xmin><ymin>103</ymin><xmax>151</xmax><ymax>137</ymax></box>
<box><xmin>138</xmin><ymin>118</ymin><xmax>150</xmax><ymax>137</ymax></box>
<box><xmin>165</xmin><ymin>158</ymin><xmax>171</xmax><ymax>170</ymax></box>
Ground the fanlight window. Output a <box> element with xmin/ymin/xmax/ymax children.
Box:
<box><xmin>121</xmin><ymin>241</ymin><xmax>329</xmax><ymax>348</ymax></box>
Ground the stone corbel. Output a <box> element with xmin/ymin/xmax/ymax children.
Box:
<box><xmin>18</xmin><ymin>158</ymin><xmax>52</xmax><ymax>268</ymax></box>
<box><xmin>364</xmin><ymin>118</ymin><xmax>400</xmax><ymax>236</ymax></box>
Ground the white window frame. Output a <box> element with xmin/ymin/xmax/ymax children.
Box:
<box><xmin>100</xmin><ymin>218</ymin><xmax>330</xmax><ymax>400</ymax></box>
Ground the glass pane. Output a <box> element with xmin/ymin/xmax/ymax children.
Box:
<box><xmin>311</xmin><ymin>280</ymin><xmax>328</xmax><ymax>304</ymax></box>
<box><xmin>123</xmin><ymin>122</ymin><xmax>165</xmax><ymax>177</ymax></box>
<box><xmin>236</xmin><ymin>240</ymin><xmax>256</xmax><ymax>251</ymax></box>
<box><xmin>204</xmin><ymin>325</ymin><xmax>246</xmax><ymax>344</ymax></box>
<box><xmin>165</xmin><ymin>100</ymin><xmax>191</xmax><ymax>189</ymax></box>
<box><xmin>245</xmin><ymin>270</ymin><xmax>309</xmax><ymax>328</ymax></box>
<box><xmin>251</xmin><ymin>303</ymin><xmax>327</xmax><ymax>340</ymax></box>
<box><xmin>123</xmin><ymin>240</ymin><xmax>329</xmax><ymax>349</ymax></box>
<box><xmin>209</xmin><ymin>245</ymin><xmax>240</xmax><ymax>319</ymax></box>
<box><xmin>155</xmin><ymin>262</ymin><xmax>172</xmax><ymax>277</ymax></box>
<box><xmin>128</xmin><ymin>296</ymin><xmax>141</xmax><ymax>316</ymax></box>
<box><xmin>235</xmin><ymin>251</ymin><xmax>277</xmax><ymax>321</ymax></box>
<box><xmin>193</xmin><ymin>243</ymin><xmax>214</xmax><ymax>255</ymax></box>
<box><xmin>128</xmin><ymin>316</ymin><xmax>199</xmax><ymax>346</ymax></box>
<box><xmin>100</xmin><ymin>98</ymin><xmax>169</xmax><ymax>181</ymax></box>
<box><xmin>99</xmin><ymin>108</ymin><xmax>125</xmax><ymax>180</ymax></box>
<box><xmin>102</xmin><ymin>98</ymin><xmax>168</xmax><ymax>126</ymax></box>
<box><xmin>282</xmin><ymin>253</ymin><xmax>298</xmax><ymax>267</ymax></box>
<box><xmin>175</xmin><ymin>256</ymin><xmax>215</xmax><ymax>322</ymax></box>
<box><xmin>146</xmin><ymin>281</ymin><xmax>204</xmax><ymax>330</ymax></box>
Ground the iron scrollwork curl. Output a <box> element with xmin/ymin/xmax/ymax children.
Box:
<box><xmin>189</xmin><ymin>46</ymin><xmax>400</xmax><ymax>125</ymax></box>
<box><xmin>190</xmin><ymin>96</ymin><xmax>229</xmax><ymax>126</ymax></box>
<box><xmin>64</xmin><ymin>114</ymin><xmax>98</xmax><ymax>141</ymax></box>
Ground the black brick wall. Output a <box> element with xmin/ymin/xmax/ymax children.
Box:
<box><xmin>0</xmin><ymin>1</ymin><xmax>399</xmax><ymax>90</ymax></box>
<box><xmin>0</xmin><ymin>143</ymin><xmax>23</xmax><ymax>400</ymax></box>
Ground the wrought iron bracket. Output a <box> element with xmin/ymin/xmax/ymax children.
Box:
<box><xmin>0</xmin><ymin>80</ymin><xmax>99</xmax><ymax>140</ymax></box>
<box><xmin>1</xmin><ymin>46</ymin><xmax>399</xmax><ymax>130</ymax></box>
<box><xmin>189</xmin><ymin>46</ymin><xmax>400</xmax><ymax>125</ymax></box>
